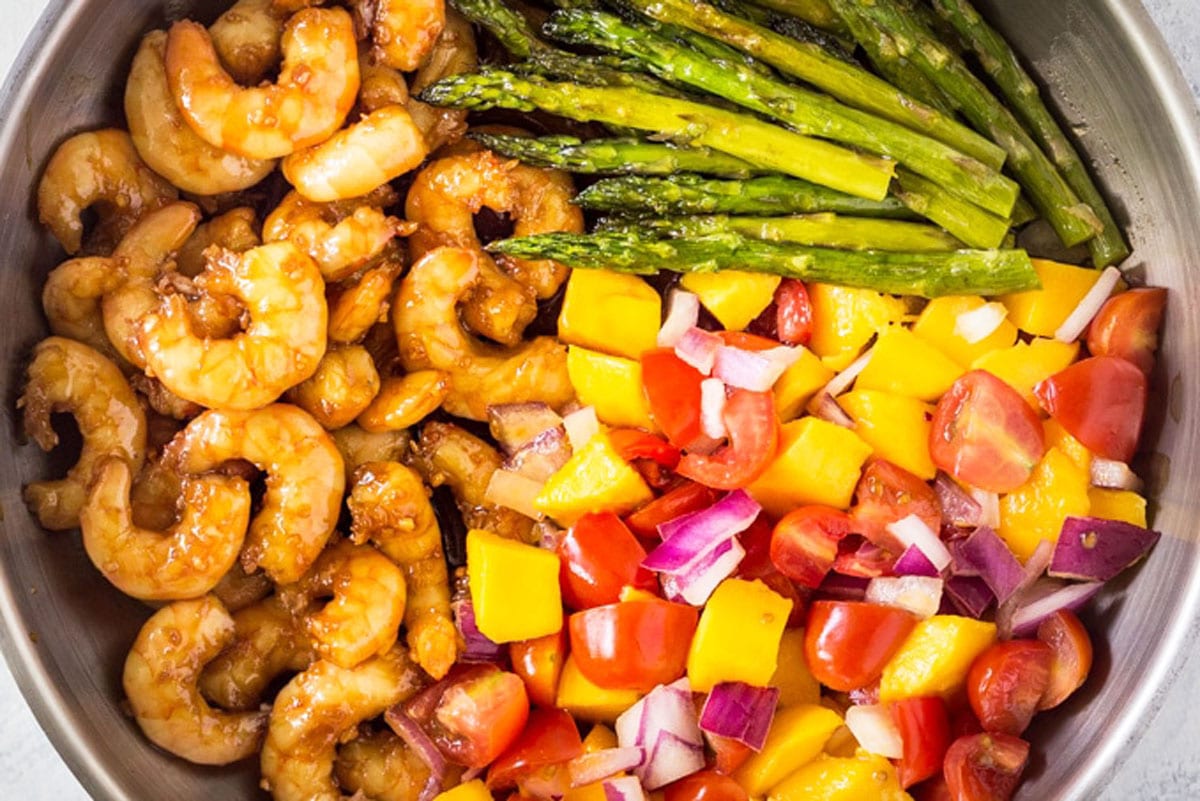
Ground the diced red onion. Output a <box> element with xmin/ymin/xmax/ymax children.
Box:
<box><xmin>821</xmin><ymin>347</ymin><xmax>874</xmax><ymax>399</ymax></box>
<box><xmin>700</xmin><ymin>378</ymin><xmax>728</xmax><ymax>440</ymax></box>
<box><xmin>956</xmin><ymin>526</ymin><xmax>1025</xmax><ymax>604</ymax></box>
<box><xmin>675</xmin><ymin>327</ymin><xmax>723</xmax><ymax>375</ymax></box>
<box><xmin>642</xmin><ymin>731</ymin><xmax>705</xmax><ymax>790</ymax></box>
<box><xmin>488</xmin><ymin>402</ymin><xmax>564</xmax><ymax>455</ymax></box>
<box><xmin>616</xmin><ymin>679</ymin><xmax>704</xmax><ymax>790</ymax></box>
<box><xmin>1010</xmin><ymin>580</ymin><xmax>1104</xmax><ymax>638</ymax></box>
<box><xmin>811</xmin><ymin>392</ymin><xmax>855</xmax><ymax>429</ymax></box>
<box><xmin>485</xmin><ymin>469</ymin><xmax>546</xmax><ymax>520</ymax></box>
<box><xmin>886</xmin><ymin>514</ymin><xmax>952</xmax><ymax>573</ymax></box>
<box><xmin>698</xmin><ymin>682</ymin><xmax>780</xmax><ymax>753</ymax></box>
<box><xmin>967</xmin><ymin>487</ymin><xmax>1001</xmax><ymax>529</ymax></box>
<box><xmin>944</xmin><ymin>575</ymin><xmax>995</xmax><ymax>618</ymax></box>
<box><xmin>995</xmin><ymin>539</ymin><xmax>1055</xmax><ymax>639</ymax></box>
<box><xmin>504</xmin><ymin>426</ymin><xmax>572</xmax><ymax>482</ymax></box>
<box><xmin>893</xmin><ymin>545</ymin><xmax>940</xmax><ymax>578</ymax></box>
<box><xmin>934</xmin><ymin>473</ymin><xmax>983</xmax><ymax>528</ymax></box>
<box><xmin>658</xmin><ymin>290</ymin><xmax>701</xmax><ymax>348</ymax></box>
<box><xmin>948</xmin><ymin>537</ymin><xmax>981</xmax><ymax>577</ymax></box>
<box><xmin>563</xmin><ymin>406</ymin><xmax>600</xmax><ymax>452</ymax></box>
<box><xmin>385</xmin><ymin>706</ymin><xmax>447</xmax><ymax>801</ymax></box>
<box><xmin>1049</xmin><ymin>516</ymin><xmax>1161</xmax><ymax>582</ymax></box>
<box><xmin>662</xmin><ymin>537</ymin><xmax>746</xmax><ymax>606</ymax></box>
<box><xmin>645</xmin><ymin>490</ymin><xmax>762</xmax><ymax>573</ymax></box>
<box><xmin>603</xmin><ymin>776</ymin><xmax>648</xmax><ymax>801</ymax></box>
<box><xmin>844</xmin><ymin>704</ymin><xmax>904</xmax><ymax>759</ymax></box>
<box><xmin>954</xmin><ymin>302</ymin><xmax>1009</xmax><ymax>344</ymax></box>
<box><xmin>713</xmin><ymin>345</ymin><xmax>801</xmax><ymax>392</ymax></box>
<box><xmin>865</xmin><ymin>575</ymin><xmax>944</xmax><ymax>618</ymax></box>
<box><xmin>570</xmin><ymin>747</ymin><xmax>646</xmax><ymax>787</ymax></box>
<box><xmin>1089</xmin><ymin>458</ymin><xmax>1143</xmax><ymax>491</ymax></box>
<box><xmin>451</xmin><ymin>598</ymin><xmax>505</xmax><ymax>663</ymax></box>
<box><xmin>816</xmin><ymin>572</ymin><xmax>871</xmax><ymax>601</ymax></box>
<box><xmin>1054</xmin><ymin>266</ymin><xmax>1122</xmax><ymax>343</ymax></box>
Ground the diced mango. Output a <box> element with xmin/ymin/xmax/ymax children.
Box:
<box><xmin>1044</xmin><ymin>419</ymin><xmax>1091</xmax><ymax>473</ymax></box>
<box><xmin>681</xmin><ymin>270</ymin><xmax>781</xmax><ymax>331</ymax></box>
<box><xmin>839</xmin><ymin>390</ymin><xmax>937</xmax><ymax>480</ymax></box>
<box><xmin>912</xmin><ymin>295</ymin><xmax>1019</xmax><ymax>367</ymax></box>
<box><xmin>775</xmin><ymin>347</ymin><xmax>835</xmax><ymax>421</ymax></box>
<box><xmin>822</xmin><ymin>724</ymin><xmax>859</xmax><ymax>758</ymax></box>
<box><xmin>733</xmin><ymin>704</ymin><xmax>844</xmax><ymax>796</ymax></box>
<box><xmin>767</xmin><ymin>751</ymin><xmax>910</xmax><ymax>801</ymax></box>
<box><xmin>1088</xmin><ymin>488</ymin><xmax>1148</xmax><ymax>528</ymax></box>
<box><xmin>582</xmin><ymin>724</ymin><xmax>619</xmax><ymax>753</ymax></box>
<box><xmin>536</xmin><ymin>432</ymin><xmax>654</xmax><ymax>526</ymax></box>
<box><xmin>880</xmin><ymin>616</ymin><xmax>997</xmax><ymax>702</ymax></box>
<box><xmin>559</xmin><ymin>269</ymin><xmax>661</xmax><ymax>359</ymax></box>
<box><xmin>748</xmin><ymin>418</ymin><xmax>872</xmax><ymax>515</ymax></box>
<box><xmin>467</xmin><ymin>529</ymin><xmax>562</xmax><ymax>643</ymax></box>
<box><xmin>998</xmin><ymin>447</ymin><xmax>1091</xmax><ymax>562</ymax></box>
<box><xmin>770</xmin><ymin>629</ymin><xmax>821</xmax><ymax>708</ymax></box>
<box><xmin>971</xmin><ymin>338</ymin><xmax>1079</xmax><ymax>409</ymax></box>
<box><xmin>688</xmin><ymin>578</ymin><xmax>792</xmax><ymax>693</ymax></box>
<box><xmin>1000</xmin><ymin>258</ymin><xmax>1102</xmax><ymax>337</ymax></box>
<box><xmin>567</xmin><ymin>346</ymin><xmax>656</xmax><ymax>431</ymax></box>
<box><xmin>856</xmin><ymin>326</ymin><xmax>965</xmax><ymax>401</ymax></box>
<box><xmin>564</xmin><ymin>782</ymin><xmax>607</xmax><ymax>801</ymax></box>
<box><xmin>808</xmin><ymin>284</ymin><xmax>907</xmax><ymax>367</ymax></box>
<box><xmin>556</xmin><ymin>655</ymin><xmax>641</xmax><ymax>723</ymax></box>
<box><xmin>434</xmin><ymin>780</ymin><xmax>494</xmax><ymax>801</ymax></box>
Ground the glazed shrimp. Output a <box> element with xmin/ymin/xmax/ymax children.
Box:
<box><xmin>79</xmin><ymin>458</ymin><xmax>251</xmax><ymax>601</ymax></box>
<box><xmin>260</xmin><ymin>645</ymin><xmax>426</xmax><ymax>801</ymax></box>
<box><xmin>40</xmin><ymin>256</ymin><xmax>122</xmax><ymax>358</ymax></box>
<box><xmin>123</xmin><ymin>595</ymin><xmax>268</xmax><ymax>765</ymax></box>
<box><xmin>335</xmin><ymin>730</ymin><xmax>437</xmax><ymax>801</ymax></box>
<box><xmin>129</xmin><ymin>453</ymin><xmax>184</xmax><ymax>533</ymax></box>
<box><xmin>356</xmin><ymin>371</ymin><xmax>449</xmax><ymax>433</ymax></box>
<box><xmin>327</xmin><ymin>254</ymin><xmax>403</xmax><ymax>344</ymax></box>
<box><xmin>348</xmin><ymin>461</ymin><xmax>457</xmax><ymax>680</ymax></box>
<box><xmin>406</xmin><ymin>7</ymin><xmax>476</xmax><ymax>153</ymax></box>
<box><xmin>330</xmin><ymin>424</ymin><xmax>411</xmax><ymax>483</ymax></box>
<box><xmin>200</xmin><ymin>595</ymin><xmax>314</xmax><ymax>712</ymax></box>
<box><xmin>362</xmin><ymin>0</ymin><xmax>446</xmax><ymax>72</ymax></box>
<box><xmin>36</xmin><ymin>128</ymin><xmax>178</xmax><ymax>255</ymax></box>
<box><xmin>130</xmin><ymin>373</ymin><xmax>206</xmax><ymax>421</ymax></box>
<box><xmin>177</xmin><ymin>207</ymin><xmax>261</xmax><ymax>278</ymax></box>
<box><xmin>394</xmin><ymin>247</ymin><xmax>574</xmax><ymax>420</ymax></box>
<box><xmin>285</xmin><ymin>345</ymin><xmax>381</xmax><ymax>430</ymax></box>
<box><xmin>358</xmin><ymin>56</ymin><xmax>411</xmax><ymax>113</ymax></box>
<box><xmin>164</xmin><ymin>404</ymin><xmax>344</xmax><ymax>584</ymax></box>
<box><xmin>19</xmin><ymin>337</ymin><xmax>147</xmax><ymax>531</ymax></box>
<box><xmin>137</xmin><ymin>241</ymin><xmax>327</xmax><ymax>410</ymax></box>
<box><xmin>209</xmin><ymin>0</ymin><xmax>287</xmax><ymax>85</ymax></box>
<box><xmin>164</xmin><ymin>7</ymin><xmax>360</xmax><ymax>160</ymax></box>
<box><xmin>279</xmin><ymin>540</ymin><xmax>407</xmax><ymax>669</ymax></box>
<box><xmin>126</xmin><ymin>31</ymin><xmax>276</xmax><ymax>197</ymax></box>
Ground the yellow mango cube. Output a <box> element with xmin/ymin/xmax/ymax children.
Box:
<box><xmin>856</xmin><ymin>325</ymin><xmax>965</xmax><ymax>401</ymax></box>
<box><xmin>567</xmin><ymin>346</ymin><xmax>656</xmax><ymax>431</ymax></box>
<box><xmin>1088</xmin><ymin>488</ymin><xmax>1148</xmax><ymax>528</ymax></box>
<box><xmin>582</xmin><ymin>724</ymin><xmax>619</xmax><ymax>753</ymax></box>
<box><xmin>434</xmin><ymin>780</ymin><xmax>494</xmax><ymax>801</ymax></box>
<box><xmin>748</xmin><ymin>418</ymin><xmax>872</xmax><ymax>515</ymax></box>
<box><xmin>770</xmin><ymin>629</ymin><xmax>821</xmax><ymax>708</ymax></box>
<box><xmin>775</xmin><ymin>347</ymin><xmax>835</xmax><ymax>421</ymax></box>
<box><xmin>768</xmin><ymin>751</ymin><xmax>910</xmax><ymax>801</ymax></box>
<box><xmin>681</xmin><ymin>270</ymin><xmax>781</xmax><ymax>331</ymax></box>
<box><xmin>1044</xmin><ymin>419</ymin><xmax>1091</xmax><ymax>473</ymax></box>
<box><xmin>912</xmin><ymin>295</ymin><xmax>1019</xmax><ymax>367</ymax></box>
<box><xmin>1000</xmin><ymin>258</ymin><xmax>1103</xmax><ymax>337</ymax></box>
<box><xmin>839</xmin><ymin>390</ymin><xmax>937</xmax><ymax>480</ymax></box>
<box><xmin>971</xmin><ymin>338</ymin><xmax>1079</xmax><ymax>409</ymax></box>
<box><xmin>559</xmin><ymin>269</ymin><xmax>661</xmax><ymax>359</ymax></box>
<box><xmin>564</xmin><ymin>782</ymin><xmax>608</xmax><ymax>801</ymax></box>
<box><xmin>536</xmin><ymin>432</ymin><xmax>654</xmax><ymax>526</ymax></box>
<box><xmin>808</xmin><ymin>284</ymin><xmax>907</xmax><ymax>366</ymax></box>
<box><xmin>557</xmin><ymin>655</ymin><xmax>641</xmax><ymax>723</ymax></box>
<box><xmin>879</xmin><ymin>615</ymin><xmax>997</xmax><ymax>702</ymax></box>
<box><xmin>733</xmin><ymin>704</ymin><xmax>844</xmax><ymax>796</ymax></box>
<box><xmin>998</xmin><ymin>447</ymin><xmax>1091</xmax><ymax>562</ymax></box>
<box><xmin>688</xmin><ymin>578</ymin><xmax>792</xmax><ymax>692</ymax></box>
<box><xmin>467</xmin><ymin>529</ymin><xmax>562</xmax><ymax>643</ymax></box>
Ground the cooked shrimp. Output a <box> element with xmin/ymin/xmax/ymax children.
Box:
<box><xmin>123</xmin><ymin>595</ymin><xmax>268</xmax><ymax>765</ymax></box>
<box><xmin>334</xmin><ymin>730</ymin><xmax>435</xmax><ymax>801</ymax></box>
<box><xmin>260</xmin><ymin>645</ymin><xmax>426</xmax><ymax>801</ymax></box>
<box><xmin>330</xmin><ymin>424</ymin><xmax>411</xmax><ymax>483</ymax></box>
<box><xmin>129</xmin><ymin>373</ymin><xmax>207</xmax><ymax>421</ymax></box>
<box><xmin>328</xmin><ymin>254</ymin><xmax>403</xmax><ymax>344</ymax></box>
<box><xmin>164</xmin><ymin>8</ymin><xmax>360</xmax><ymax>160</ymax></box>
<box><xmin>358</xmin><ymin>56</ymin><xmax>410</xmax><ymax>113</ymax></box>
<box><xmin>36</xmin><ymin>128</ymin><xmax>177</xmax><ymax>255</ymax></box>
<box><xmin>279</xmin><ymin>540</ymin><xmax>407</xmax><ymax>669</ymax></box>
<box><xmin>20</xmin><ymin>337</ymin><xmax>147</xmax><ymax>531</ymax></box>
<box><xmin>80</xmin><ymin>458</ymin><xmax>251</xmax><ymax>601</ymax></box>
<box><xmin>407</xmin><ymin>7</ymin><xmax>476</xmax><ymax>153</ymax></box>
<box><xmin>262</xmin><ymin>188</ymin><xmax>405</xmax><ymax>281</ymax></box>
<box><xmin>138</xmin><ymin>241</ymin><xmax>327</xmax><ymax>410</ymax></box>
<box><xmin>165</xmin><ymin>404</ymin><xmax>344</xmax><ymax>584</ymax></box>
<box><xmin>356</xmin><ymin>371</ymin><xmax>449</xmax><ymax>433</ymax></box>
<box><xmin>209</xmin><ymin>0</ymin><xmax>286</xmax><ymax>85</ymax></box>
<box><xmin>200</xmin><ymin>595</ymin><xmax>313</xmax><ymax>712</ymax></box>
<box><xmin>177</xmin><ymin>207</ymin><xmax>261</xmax><ymax>278</ymax></box>
<box><xmin>285</xmin><ymin>345</ymin><xmax>381</xmax><ymax>430</ymax></box>
<box><xmin>394</xmin><ymin>247</ymin><xmax>573</xmax><ymax>420</ymax></box>
<box><xmin>129</xmin><ymin>453</ymin><xmax>184</xmax><ymax>532</ymax></box>
<box><xmin>348</xmin><ymin>461</ymin><xmax>456</xmax><ymax>679</ymax></box>
<box><xmin>211</xmin><ymin>564</ymin><xmax>274</xmax><ymax>614</ymax></box>
<box><xmin>363</xmin><ymin>0</ymin><xmax>445</xmax><ymax>72</ymax></box>
<box><xmin>40</xmin><ymin>256</ymin><xmax>122</xmax><ymax>358</ymax></box>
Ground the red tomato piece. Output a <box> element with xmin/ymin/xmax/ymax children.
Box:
<box><xmin>929</xmin><ymin>370</ymin><xmax>1046</xmax><ymax>493</ymax></box>
<box><xmin>910</xmin><ymin>775</ymin><xmax>954</xmax><ymax>801</ymax></box>
<box><xmin>770</xmin><ymin>506</ymin><xmax>853</xmax><ymax>588</ymax></box>
<box><xmin>733</xmin><ymin>514</ymin><xmax>777</xmax><ymax>579</ymax></box>
<box><xmin>488</xmin><ymin>709</ymin><xmax>583</xmax><ymax>792</ymax></box>
<box><xmin>567</xmin><ymin>599</ymin><xmax>698</xmax><ymax>692</ymax></box>
<box><xmin>425</xmin><ymin>665</ymin><xmax>531</xmax><ymax>769</ymax></box>
<box><xmin>665</xmin><ymin>769</ymin><xmax>749</xmax><ymax>801</ymax></box>
<box><xmin>642</xmin><ymin>349</ymin><xmax>707</xmax><ymax>450</ymax></box>
<box><xmin>967</xmin><ymin>640</ymin><xmax>1052</xmax><ymax>736</ymax></box>
<box><xmin>510</xmin><ymin>630</ymin><xmax>568</xmax><ymax>709</ymax></box>
<box><xmin>716</xmin><ymin>330</ymin><xmax>779</xmax><ymax>351</ymax></box>
<box><xmin>850</xmin><ymin>458</ymin><xmax>943</xmax><ymax>553</ymax></box>
<box><xmin>609</xmin><ymin>428</ymin><xmax>682</xmax><ymax>469</ymax></box>
<box><xmin>1036</xmin><ymin>609</ymin><xmax>1094</xmax><ymax>710</ymax></box>
<box><xmin>943</xmin><ymin>732</ymin><xmax>1029</xmax><ymax>801</ymax></box>
<box><xmin>676</xmin><ymin>390</ymin><xmax>779</xmax><ymax>490</ymax></box>
<box><xmin>625</xmin><ymin>482</ymin><xmax>723</xmax><ymax>538</ymax></box>
<box><xmin>774</xmin><ymin>279</ymin><xmax>814</xmax><ymax>346</ymax></box>
<box><xmin>1086</xmin><ymin>287</ymin><xmax>1167</xmax><ymax>375</ymax></box>
<box><xmin>832</xmin><ymin>535</ymin><xmax>898</xmax><ymax>579</ymax></box>
<box><xmin>804</xmin><ymin>601</ymin><xmax>918</xmax><ymax>692</ymax></box>
<box><xmin>558</xmin><ymin>512</ymin><xmax>658</xmax><ymax>610</ymax></box>
<box><xmin>1034</xmin><ymin>355</ymin><xmax>1147</xmax><ymax>462</ymax></box>
<box><xmin>892</xmin><ymin>697</ymin><xmax>952</xmax><ymax>789</ymax></box>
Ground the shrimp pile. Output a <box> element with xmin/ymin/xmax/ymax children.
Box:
<box><xmin>19</xmin><ymin>0</ymin><xmax>585</xmax><ymax>797</ymax></box>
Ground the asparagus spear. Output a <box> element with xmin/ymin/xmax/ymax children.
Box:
<box><xmin>890</xmin><ymin>169</ymin><xmax>1011</xmax><ymax>250</ymax></box>
<box><xmin>448</xmin><ymin>0</ymin><xmax>546</xmax><ymax>57</ymax></box>
<box><xmin>488</xmin><ymin>232</ymin><xmax>1040</xmax><ymax>298</ymax></box>
<box><xmin>929</xmin><ymin>0</ymin><xmax>1129</xmax><ymax>266</ymax></box>
<box><xmin>596</xmin><ymin>213</ymin><xmax>963</xmax><ymax>252</ymax></box>
<box><xmin>1011</xmin><ymin>196</ymin><xmax>1039</xmax><ymax>227</ymax></box>
<box><xmin>616</xmin><ymin>0</ymin><xmax>1005</xmax><ymax>170</ymax></box>
<box><xmin>470</xmin><ymin>134</ymin><xmax>763</xmax><ymax>178</ymax></box>
<box><xmin>827</xmin><ymin>0</ymin><xmax>1102</xmax><ymax>249</ymax></box>
<box><xmin>545</xmin><ymin>10</ymin><xmax>1018</xmax><ymax>218</ymax></box>
<box><xmin>419</xmin><ymin>70</ymin><xmax>896</xmax><ymax>200</ymax></box>
<box><xmin>515</xmin><ymin>50</ymin><xmax>683</xmax><ymax>96</ymax></box>
<box><xmin>575</xmin><ymin>174</ymin><xmax>917</xmax><ymax>217</ymax></box>
<box><xmin>747</xmin><ymin>0</ymin><xmax>849</xmax><ymax>37</ymax></box>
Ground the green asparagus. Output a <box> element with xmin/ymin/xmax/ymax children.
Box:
<box><xmin>929</xmin><ymin>0</ymin><xmax>1129</xmax><ymax>266</ymax></box>
<box><xmin>418</xmin><ymin>70</ymin><xmax>896</xmax><ymax>200</ymax></box>
<box><xmin>515</xmin><ymin>50</ymin><xmax>684</xmax><ymax>96</ymax></box>
<box><xmin>469</xmin><ymin>135</ymin><xmax>763</xmax><ymax>178</ymax></box>
<box><xmin>448</xmin><ymin>0</ymin><xmax>546</xmax><ymax>58</ymax></box>
<box><xmin>747</xmin><ymin>0</ymin><xmax>850</xmax><ymax>37</ymax></box>
<box><xmin>488</xmin><ymin>232</ymin><xmax>1040</xmax><ymax>298</ymax></box>
<box><xmin>890</xmin><ymin>169</ymin><xmax>1012</xmax><ymax>250</ymax></box>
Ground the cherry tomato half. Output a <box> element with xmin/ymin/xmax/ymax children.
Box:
<box><xmin>1034</xmin><ymin>355</ymin><xmax>1146</xmax><ymax>462</ymax></box>
<box><xmin>1086</xmin><ymin>287</ymin><xmax>1167</xmax><ymax>375</ymax></box>
<box><xmin>930</xmin><ymin>370</ymin><xmax>1046</xmax><ymax>493</ymax></box>
<box><xmin>557</xmin><ymin>512</ymin><xmax>658</xmax><ymax>610</ymax></box>
<box><xmin>625</xmin><ymin>481</ymin><xmax>723</xmax><ymax>538</ymax></box>
<box><xmin>967</xmin><ymin>640</ymin><xmax>1052</xmax><ymax>736</ymax></box>
<box><xmin>510</xmin><ymin>630</ymin><xmax>567</xmax><ymax>709</ymax></box>
<box><xmin>943</xmin><ymin>732</ymin><xmax>1029</xmax><ymax>801</ymax></box>
<box><xmin>804</xmin><ymin>601</ymin><xmax>918</xmax><ymax>692</ymax></box>
<box><xmin>771</xmin><ymin>506</ymin><xmax>853</xmax><ymax>588</ymax></box>
<box><xmin>706</xmin><ymin>734</ymin><xmax>753</xmax><ymax>775</ymax></box>
<box><xmin>642</xmin><ymin>349</ymin><xmax>707</xmax><ymax>450</ymax></box>
<box><xmin>665</xmin><ymin>769</ymin><xmax>749</xmax><ymax>801</ymax></box>
<box><xmin>414</xmin><ymin>664</ymin><xmax>530</xmax><ymax>769</ymax></box>
<box><xmin>773</xmin><ymin>279</ymin><xmax>815</xmax><ymax>346</ymax></box>
<box><xmin>488</xmin><ymin>708</ymin><xmax>583</xmax><ymax>792</ymax></box>
<box><xmin>1036</xmin><ymin>609</ymin><xmax>1093</xmax><ymax>710</ymax></box>
<box><xmin>676</xmin><ymin>389</ymin><xmax>779</xmax><ymax>490</ymax></box>
<box><xmin>608</xmin><ymin>428</ymin><xmax>681</xmax><ymax>469</ymax></box>
<box><xmin>891</xmin><ymin>696</ymin><xmax>951</xmax><ymax>789</ymax></box>
<box><xmin>851</xmin><ymin>458</ymin><xmax>943</xmax><ymax>553</ymax></box>
<box><xmin>568</xmin><ymin>599</ymin><xmax>698</xmax><ymax>692</ymax></box>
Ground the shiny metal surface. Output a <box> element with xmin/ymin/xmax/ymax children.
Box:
<box><xmin>0</xmin><ymin>1</ymin><xmax>1197</xmax><ymax>800</ymax></box>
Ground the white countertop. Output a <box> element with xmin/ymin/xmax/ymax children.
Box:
<box><xmin>2</xmin><ymin>2</ymin><xmax>1200</xmax><ymax>799</ymax></box>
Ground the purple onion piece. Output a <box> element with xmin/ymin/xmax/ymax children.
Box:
<box><xmin>944</xmin><ymin>574</ymin><xmax>995</xmax><ymax>619</ymax></box>
<box><xmin>893</xmin><ymin>545</ymin><xmax>940</xmax><ymax>578</ymax></box>
<box><xmin>385</xmin><ymin>707</ymin><xmax>447</xmax><ymax>801</ymax></box>
<box><xmin>1049</xmin><ymin>516</ymin><xmax>1161</xmax><ymax>582</ymax></box>
<box><xmin>816</xmin><ymin>572</ymin><xmax>871</xmax><ymax>601</ymax></box>
<box><xmin>699</xmin><ymin>681</ymin><xmax>780</xmax><ymax>753</ymax></box>
<box><xmin>645</xmin><ymin>490</ymin><xmax>761</xmax><ymax>574</ymax></box>
<box><xmin>451</xmin><ymin>598</ymin><xmax>505</xmax><ymax>664</ymax></box>
<box><xmin>934</xmin><ymin>472</ymin><xmax>983</xmax><ymax>527</ymax></box>
<box><xmin>1010</xmin><ymin>580</ymin><xmax>1104</xmax><ymax>638</ymax></box>
<box><xmin>957</xmin><ymin>526</ymin><xmax>1026</xmax><ymax>604</ymax></box>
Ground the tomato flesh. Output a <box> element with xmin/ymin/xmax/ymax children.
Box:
<box><xmin>642</xmin><ymin>349</ymin><xmax>708</xmax><ymax>450</ymax></box>
<box><xmin>943</xmin><ymin>732</ymin><xmax>1029</xmax><ymax>801</ymax></box>
<box><xmin>1086</xmin><ymin>287</ymin><xmax>1167</xmax><ymax>375</ymax></box>
<box><xmin>510</xmin><ymin>630</ymin><xmax>567</xmax><ymax>709</ymax></box>
<box><xmin>892</xmin><ymin>697</ymin><xmax>952</xmax><ymax>789</ymax></box>
<box><xmin>774</xmin><ymin>279</ymin><xmax>814</xmax><ymax>346</ymax></box>
<box><xmin>676</xmin><ymin>389</ymin><xmax>779</xmax><ymax>490</ymax></box>
<box><xmin>1036</xmin><ymin>609</ymin><xmax>1094</xmax><ymax>710</ymax></box>
<box><xmin>609</xmin><ymin>428</ymin><xmax>682</xmax><ymax>469</ymax></box>
<box><xmin>568</xmin><ymin>599</ymin><xmax>698</xmax><ymax>691</ymax></box>
<box><xmin>804</xmin><ymin>601</ymin><xmax>918</xmax><ymax>691</ymax></box>
<box><xmin>558</xmin><ymin>512</ymin><xmax>658</xmax><ymax>610</ymax></box>
<box><xmin>967</xmin><ymin>640</ymin><xmax>1052</xmax><ymax>736</ymax></box>
<box><xmin>1034</xmin><ymin>355</ymin><xmax>1146</xmax><ymax>462</ymax></box>
<box><xmin>665</xmin><ymin>769</ymin><xmax>749</xmax><ymax>801</ymax></box>
<box><xmin>771</xmin><ymin>506</ymin><xmax>853</xmax><ymax>588</ymax></box>
<box><xmin>488</xmin><ymin>708</ymin><xmax>583</xmax><ymax>792</ymax></box>
<box><xmin>625</xmin><ymin>482</ymin><xmax>723</xmax><ymax>538</ymax></box>
<box><xmin>851</xmin><ymin>458</ymin><xmax>943</xmax><ymax>554</ymax></box>
<box><xmin>421</xmin><ymin>664</ymin><xmax>531</xmax><ymax>769</ymax></box>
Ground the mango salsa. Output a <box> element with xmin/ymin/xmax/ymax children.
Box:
<box><xmin>536</xmin><ymin>432</ymin><xmax>654</xmax><ymax>526</ymax></box>
<box><xmin>912</xmin><ymin>295</ymin><xmax>1019</xmax><ymax>367</ymax></box>
<box><xmin>998</xmin><ymin>446</ymin><xmax>1091</xmax><ymax>562</ymax></box>
<box><xmin>1044</xmin><ymin>418</ymin><xmax>1091</xmax><ymax>473</ymax></box>
<box><xmin>567</xmin><ymin>346</ymin><xmax>657</xmax><ymax>431</ymax></box>
<box><xmin>879</xmin><ymin>615</ymin><xmax>997</xmax><ymax>702</ymax></box>
<box><xmin>557</xmin><ymin>655</ymin><xmax>642</xmax><ymax>723</ymax></box>
<box><xmin>855</xmin><ymin>325</ymin><xmax>965</xmax><ymax>401</ymax></box>
<box><xmin>1088</xmin><ymin>488</ymin><xmax>1148</xmax><ymax>528</ymax></box>
<box><xmin>767</xmin><ymin>751</ymin><xmax>910</xmax><ymax>801</ymax></box>
<box><xmin>466</xmin><ymin>529</ymin><xmax>562</xmax><ymax>643</ymax></box>
<box><xmin>581</xmin><ymin>724</ymin><xmax>619</xmax><ymax>752</ymax></box>
<box><xmin>559</xmin><ymin>269</ymin><xmax>661</xmax><ymax>359</ymax></box>
<box><xmin>687</xmin><ymin>578</ymin><xmax>792</xmax><ymax>692</ymax></box>
<box><xmin>748</xmin><ymin>417</ymin><xmax>873</xmax><ymax>514</ymax></box>
<box><xmin>733</xmin><ymin>704</ymin><xmax>844</xmax><ymax>796</ymax></box>
<box><xmin>680</xmin><ymin>270</ymin><xmax>781</xmax><ymax>331</ymax></box>
<box><xmin>808</xmin><ymin>284</ymin><xmax>907</xmax><ymax>369</ymax></box>
<box><xmin>1000</xmin><ymin>258</ymin><xmax>1103</xmax><ymax>337</ymax></box>
<box><xmin>775</xmin><ymin>347</ymin><xmax>835</xmax><ymax>421</ymax></box>
<box><xmin>839</xmin><ymin>390</ymin><xmax>937</xmax><ymax>480</ymax></box>
<box><xmin>971</xmin><ymin>338</ymin><xmax>1079</xmax><ymax>409</ymax></box>
<box><xmin>433</xmin><ymin>780</ymin><xmax>493</xmax><ymax>801</ymax></box>
<box><xmin>770</xmin><ymin>629</ymin><xmax>822</xmax><ymax>708</ymax></box>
